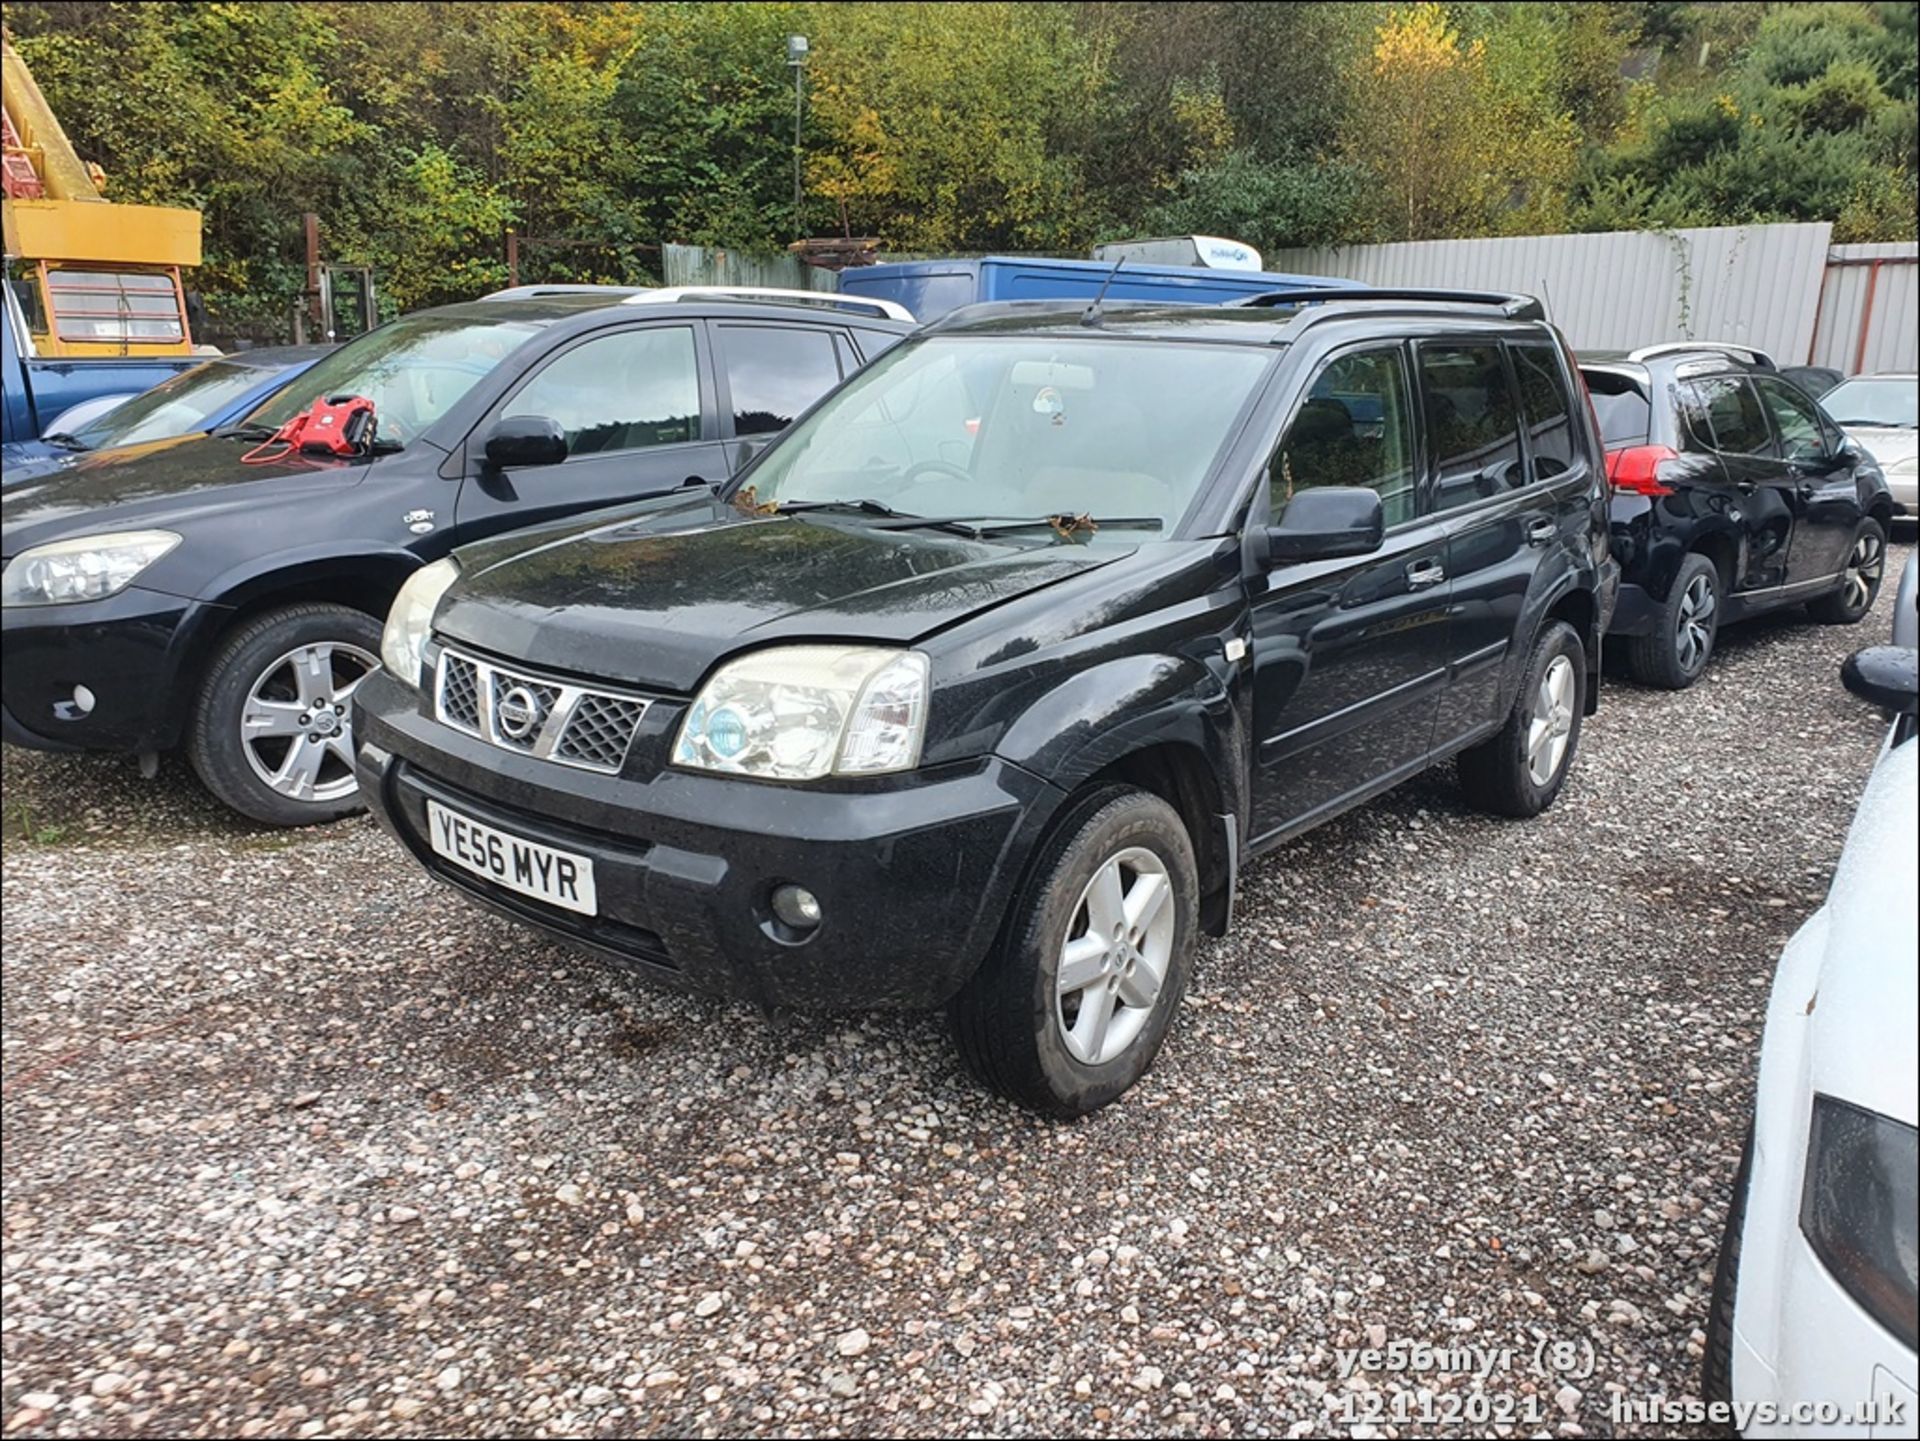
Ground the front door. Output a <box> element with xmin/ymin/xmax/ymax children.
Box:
<box><xmin>1752</xmin><ymin>374</ymin><xmax>1862</xmax><ymax>587</ymax></box>
<box><xmin>1675</xmin><ymin>373</ymin><xmax>1796</xmax><ymax>593</ymax></box>
<box><xmin>454</xmin><ymin>322</ymin><xmax>726</xmax><ymax>540</ymax></box>
<box><xmin>1247</xmin><ymin>343</ymin><xmax>1452</xmax><ymax>842</ymax></box>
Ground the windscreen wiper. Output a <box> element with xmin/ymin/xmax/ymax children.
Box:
<box><xmin>40</xmin><ymin>432</ymin><xmax>90</xmax><ymax>452</ymax></box>
<box><xmin>764</xmin><ymin>497</ymin><xmax>910</xmax><ymax>519</ymax></box>
<box><xmin>867</xmin><ymin>513</ymin><xmax>1165</xmax><ymax>540</ymax></box>
<box><xmin>213</xmin><ymin>423</ymin><xmax>278</xmax><ymax>441</ymax></box>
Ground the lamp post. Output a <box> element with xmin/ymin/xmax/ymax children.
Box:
<box><xmin>788</xmin><ymin>34</ymin><xmax>808</xmax><ymax>242</ymax></box>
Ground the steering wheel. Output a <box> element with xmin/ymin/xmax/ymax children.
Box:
<box><xmin>901</xmin><ymin>458</ymin><xmax>974</xmax><ymax>487</ymax></box>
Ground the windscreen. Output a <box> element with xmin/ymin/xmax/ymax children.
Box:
<box><xmin>1822</xmin><ymin>377</ymin><xmax>1917</xmax><ymax>430</ymax></box>
<box><xmin>246</xmin><ymin>312</ymin><xmax>546</xmax><ymax>443</ymax></box>
<box><xmin>739</xmin><ymin>334</ymin><xmax>1275</xmax><ymax>534</ymax></box>
<box><xmin>68</xmin><ymin>359</ymin><xmax>277</xmax><ymax>450</ymax></box>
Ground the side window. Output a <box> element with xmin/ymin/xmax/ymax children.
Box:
<box><xmin>1680</xmin><ymin>375</ymin><xmax>1774</xmax><ymax>457</ymax></box>
<box><xmin>504</xmin><ymin>326</ymin><xmax>700</xmax><ymax>456</ymax></box>
<box><xmin>1753</xmin><ymin>377</ymin><xmax>1831</xmax><ymax>463</ymax></box>
<box><xmin>1511</xmin><ymin>342</ymin><xmax>1577</xmax><ymax>480</ymax></box>
<box><xmin>1268</xmin><ymin>347</ymin><xmax>1418</xmax><ymax>526</ymax></box>
<box><xmin>721</xmin><ymin>325</ymin><xmax>843</xmax><ymax>437</ymax></box>
<box><xmin>1419</xmin><ymin>343</ymin><xmax>1525</xmax><ymax>512</ymax></box>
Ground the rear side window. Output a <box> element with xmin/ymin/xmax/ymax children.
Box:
<box><xmin>1511</xmin><ymin>342</ymin><xmax>1577</xmax><ymax>480</ymax></box>
<box><xmin>1681</xmin><ymin>375</ymin><xmax>1775</xmax><ymax>457</ymax></box>
<box><xmin>721</xmin><ymin>325</ymin><xmax>844</xmax><ymax>436</ymax></box>
<box><xmin>1419</xmin><ymin>343</ymin><xmax>1525</xmax><ymax>512</ymax></box>
<box><xmin>1582</xmin><ymin>371</ymin><xmax>1650</xmax><ymax>448</ymax></box>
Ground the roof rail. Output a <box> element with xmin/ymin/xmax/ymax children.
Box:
<box><xmin>479</xmin><ymin>284</ymin><xmax>644</xmax><ymax>301</ymax></box>
<box><xmin>1232</xmin><ymin>286</ymin><xmax>1546</xmax><ymax>321</ymax></box>
<box><xmin>620</xmin><ymin>286</ymin><xmax>915</xmax><ymax>323</ymax></box>
<box><xmin>1626</xmin><ymin>341</ymin><xmax>1776</xmax><ymax>370</ymax></box>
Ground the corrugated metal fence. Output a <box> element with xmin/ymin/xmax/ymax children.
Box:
<box><xmin>1267</xmin><ymin>224</ymin><xmax>1917</xmax><ymax>371</ymax></box>
<box><xmin>661</xmin><ymin>243</ymin><xmax>840</xmax><ymax>293</ymax></box>
<box><xmin>1812</xmin><ymin>243</ymin><xmax>1918</xmax><ymax>374</ymax></box>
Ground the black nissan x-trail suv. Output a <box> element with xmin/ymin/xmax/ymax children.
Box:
<box><xmin>355</xmin><ymin>288</ymin><xmax>1619</xmax><ymax>1115</ymax></box>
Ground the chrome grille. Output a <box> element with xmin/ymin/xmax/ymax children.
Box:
<box><xmin>439</xmin><ymin>653</ymin><xmax>483</xmax><ymax>731</ymax></box>
<box><xmin>432</xmin><ymin>647</ymin><xmax>651</xmax><ymax>774</ymax></box>
<box><xmin>555</xmin><ymin>693</ymin><xmax>649</xmax><ymax>770</ymax></box>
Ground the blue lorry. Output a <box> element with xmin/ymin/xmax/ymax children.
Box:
<box><xmin>2</xmin><ymin>274</ymin><xmax>203</xmax><ymax>446</ymax></box>
<box><xmin>836</xmin><ymin>254</ymin><xmax>1355</xmax><ymax>323</ymax></box>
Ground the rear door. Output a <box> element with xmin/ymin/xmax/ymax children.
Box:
<box><xmin>1420</xmin><ymin>336</ymin><xmax>1587</xmax><ymax>747</ymax></box>
<box><xmin>1752</xmin><ymin>373</ymin><xmax>1862</xmax><ymax>586</ymax></box>
<box><xmin>453</xmin><ymin>321</ymin><xmax>725</xmax><ymax>538</ymax></box>
<box><xmin>1246</xmin><ymin>339</ymin><xmax>1454</xmax><ymax>841</ymax></box>
<box><xmin>1674</xmin><ymin>372</ymin><xmax>1796</xmax><ymax>592</ymax></box>
<box><xmin>710</xmin><ymin>321</ymin><xmax>854</xmax><ymax>472</ymax></box>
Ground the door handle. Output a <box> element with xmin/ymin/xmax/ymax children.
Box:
<box><xmin>1405</xmin><ymin>558</ymin><xmax>1446</xmax><ymax>590</ymax></box>
<box><xmin>1525</xmin><ymin>518</ymin><xmax>1557</xmax><ymax>546</ymax></box>
<box><xmin>1736</xmin><ymin>481</ymin><xmax>1757</xmax><ymax>494</ymax></box>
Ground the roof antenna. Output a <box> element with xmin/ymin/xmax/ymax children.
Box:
<box><xmin>1081</xmin><ymin>259</ymin><xmax>1125</xmax><ymax>328</ymax></box>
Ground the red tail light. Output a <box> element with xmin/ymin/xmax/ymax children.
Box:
<box><xmin>1606</xmin><ymin>444</ymin><xmax>1680</xmax><ymax>497</ymax></box>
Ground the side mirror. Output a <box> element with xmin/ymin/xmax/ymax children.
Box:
<box><xmin>1842</xmin><ymin>645</ymin><xmax>1918</xmax><ymax>715</ymax></box>
<box><xmin>483</xmin><ymin>415</ymin><xmax>567</xmax><ymax>469</ymax></box>
<box><xmin>1266</xmin><ymin>487</ymin><xmax>1385</xmax><ymax>564</ymax></box>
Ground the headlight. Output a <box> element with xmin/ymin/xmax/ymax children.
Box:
<box><xmin>675</xmin><ymin>645</ymin><xmax>928</xmax><ymax>780</ymax></box>
<box><xmin>1</xmin><ymin>530</ymin><xmax>180</xmax><ymax>607</ymax></box>
<box><xmin>380</xmin><ymin>557</ymin><xmax>461</xmax><ymax>689</ymax></box>
<box><xmin>1800</xmin><ymin>1095</ymin><xmax>1918</xmax><ymax>1350</ymax></box>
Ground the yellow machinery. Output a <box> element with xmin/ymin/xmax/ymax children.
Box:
<box><xmin>2</xmin><ymin>34</ymin><xmax>202</xmax><ymax>356</ymax></box>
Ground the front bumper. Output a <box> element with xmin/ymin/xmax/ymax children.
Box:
<box><xmin>0</xmin><ymin>584</ymin><xmax>226</xmax><ymax>753</ymax></box>
<box><xmin>353</xmin><ymin>666</ymin><xmax>1064</xmax><ymax>1011</ymax></box>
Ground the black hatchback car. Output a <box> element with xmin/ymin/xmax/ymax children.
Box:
<box><xmin>353</xmin><ymin>287</ymin><xmax>1618</xmax><ymax>1115</ymax></box>
<box><xmin>1581</xmin><ymin>343</ymin><xmax>1893</xmax><ymax>688</ymax></box>
<box><xmin>1</xmin><ymin>289</ymin><xmax>909</xmax><ymax>824</ymax></box>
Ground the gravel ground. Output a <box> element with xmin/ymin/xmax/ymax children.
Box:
<box><xmin>3</xmin><ymin>544</ymin><xmax>1911</xmax><ymax>1440</ymax></box>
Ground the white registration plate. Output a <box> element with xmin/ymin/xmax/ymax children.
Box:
<box><xmin>426</xmin><ymin>800</ymin><xmax>598</xmax><ymax>916</ymax></box>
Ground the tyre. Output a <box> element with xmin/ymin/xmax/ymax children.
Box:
<box><xmin>1457</xmin><ymin>619</ymin><xmax>1586</xmax><ymax>818</ymax></box>
<box><xmin>949</xmin><ymin>785</ymin><xmax>1197</xmax><ymax>1117</ymax></box>
<box><xmin>1701</xmin><ymin>1129</ymin><xmax>1753</xmax><ymax>1408</ymax></box>
<box><xmin>1627</xmin><ymin>552</ymin><xmax>1720</xmax><ymax>689</ymax></box>
<box><xmin>188</xmin><ymin>603</ymin><xmax>384</xmax><ymax>827</ymax></box>
<box><xmin>1806</xmin><ymin>517</ymin><xmax>1887</xmax><ymax>625</ymax></box>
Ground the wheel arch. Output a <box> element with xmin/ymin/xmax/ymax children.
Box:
<box><xmin>163</xmin><ymin>549</ymin><xmax>421</xmax><ymax>746</ymax></box>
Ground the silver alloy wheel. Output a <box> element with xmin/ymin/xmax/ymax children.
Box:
<box><xmin>1843</xmin><ymin>531</ymin><xmax>1884</xmax><ymax>612</ymax></box>
<box><xmin>240</xmin><ymin>641</ymin><xmax>378</xmax><ymax>803</ymax></box>
<box><xmin>1526</xmin><ymin>654</ymin><xmax>1577</xmax><ymax>788</ymax></box>
<box><xmin>1675</xmin><ymin>571</ymin><xmax>1716</xmax><ymax>673</ymax></box>
<box><xmin>1055</xmin><ymin>845</ymin><xmax>1175</xmax><ymax>1066</ymax></box>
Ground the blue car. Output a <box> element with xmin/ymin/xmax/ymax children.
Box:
<box><xmin>1</xmin><ymin>345</ymin><xmax>330</xmax><ymax>488</ymax></box>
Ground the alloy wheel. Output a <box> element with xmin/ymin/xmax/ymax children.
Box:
<box><xmin>1526</xmin><ymin>654</ymin><xmax>1577</xmax><ymax>788</ymax></box>
<box><xmin>240</xmin><ymin>641</ymin><xmax>378</xmax><ymax>803</ymax></box>
<box><xmin>1843</xmin><ymin>531</ymin><xmax>1884</xmax><ymax>613</ymax></box>
<box><xmin>1675</xmin><ymin>572</ymin><xmax>1716</xmax><ymax>673</ymax></box>
<box><xmin>1056</xmin><ymin>846</ymin><xmax>1176</xmax><ymax>1066</ymax></box>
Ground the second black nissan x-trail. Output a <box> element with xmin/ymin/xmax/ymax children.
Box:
<box><xmin>354</xmin><ymin>288</ymin><xmax>1619</xmax><ymax>1115</ymax></box>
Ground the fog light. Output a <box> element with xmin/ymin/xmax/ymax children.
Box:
<box><xmin>771</xmin><ymin>884</ymin><xmax>822</xmax><ymax>930</ymax></box>
<box><xmin>53</xmin><ymin>684</ymin><xmax>96</xmax><ymax>722</ymax></box>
